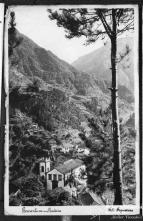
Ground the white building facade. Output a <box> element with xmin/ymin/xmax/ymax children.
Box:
<box><xmin>46</xmin><ymin>159</ymin><xmax>85</xmax><ymax>190</ymax></box>
<box><xmin>46</xmin><ymin>168</ymin><xmax>64</xmax><ymax>190</ymax></box>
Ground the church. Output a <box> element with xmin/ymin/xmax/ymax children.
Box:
<box><xmin>39</xmin><ymin>157</ymin><xmax>85</xmax><ymax>190</ymax></box>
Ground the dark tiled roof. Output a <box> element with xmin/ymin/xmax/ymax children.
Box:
<box><xmin>79</xmin><ymin>191</ymin><xmax>105</xmax><ymax>205</ymax></box>
<box><xmin>55</xmin><ymin>159</ymin><xmax>84</xmax><ymax>174</ymax></box>
<box><xmin>89</xmin><ymin>191</ymin><xmax>105</xmax><ymax>205</ymax></box>
<box><xmin>79</xmin><ymin>192</ymin><xmax>94</xmax><ymax>205</ymax></box>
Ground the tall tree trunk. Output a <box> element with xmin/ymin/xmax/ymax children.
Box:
<box><xmin>111</xmin><ymin>9</ymin><xmax>123</xmax><ymax>205</ymax></box>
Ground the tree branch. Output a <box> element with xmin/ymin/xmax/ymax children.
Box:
<box><xmin>97</xmin><ymin>10</ymin><xmax>112</xmax><ymax>38</ymax></box>
<box><xmin>117</xmin><ymin>20</ymin><xmax>134</xmax><ymax>34</ymax></box>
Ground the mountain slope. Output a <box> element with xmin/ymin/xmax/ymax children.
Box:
<box><xmin>9</xmin><ymin>30</ymin><xmax>134</xmax><ymax>124</ymax></box>
<box><xmin>10</xmin><ymin>31</ymin><xmax>81</xmax><ymax>92</ymax></box>
<box><xmin>10</xmin><ymin>31</ymin><xmax>110</xmax><ymax>101</ymax></box>
<box><xmin>9</xmin><ymin>30</ymin><xmax>136</xmax><ymax>206</ymax></box>
<box><xmin>72</xmin><ymin>37</ymin><xmax>134</xmax><ymax>91</ymax></box>
<box><xmin>10</xmin><ymin>31</ymin><xmax>134</xmax><ymax>108</ymax></box>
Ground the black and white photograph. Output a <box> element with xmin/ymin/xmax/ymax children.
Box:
<box><xmin>4</xmin><ymin>4</ymin><xmax>140</xmax><ymax>215</ymax></box>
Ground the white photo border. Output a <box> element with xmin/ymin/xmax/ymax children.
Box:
<box><xmin>4</xmin><ymin>4</ymin><xmax>140</xmax><ymax>216</ymax></box>
<box><xmin>0</xmin><ymin>4</ymin><xmax>4</xmax><ymax>124</ymax></box>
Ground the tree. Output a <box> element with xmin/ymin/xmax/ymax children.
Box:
<box><xmin>83</xmin><ymin>107</ymin><xmax>113</xmax><ymax>196</ymax></box>
<box><xmin>8</xmin><ymin>11</ymin><xmax>23</xmax><ymax>56</ymax></box>
<box><xmin>48</xmin><ymin>8</ymin><xmax>134</xmax><ymax>205</ymax></box>
<box><xmin>58</xmin><ymin>191</ymin><xmax>72</xmax><ymax>205</ymax></box>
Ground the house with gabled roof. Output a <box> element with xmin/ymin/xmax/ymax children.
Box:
<box><xmin>46</xmin><ymin>159</ymin><xmax>85</xmax><ymax>190</ymax></box>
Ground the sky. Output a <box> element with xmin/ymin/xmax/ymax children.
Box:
<box><xmin>8</xmin><ymin>6</ymin><xmax>105</xmax><ymax>64</ymax></box>
<box><xmin>8</xmin><ymin>6</ymin><xmax>135</xmax><ymax>64</ymax></box>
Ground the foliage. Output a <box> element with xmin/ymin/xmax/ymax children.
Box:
<box><xmin>83</xmin><ymin>107</ymin><xmax>113</xmax><ymax>194</ymax></box>
<box><xmin>26</xmin><ymin>77</ymin><xmax>41</xmax><ymax>92</ymax></box>
<box><xmin>8</xmin><ymin>11</ymin><xmax>23</xmax><ymax>56</ymax></box>
<box><xmin>9</xmin><ymin>176</ymin><xmax>45</xmax><ymax>206</ymax></box>
<box><xmin>9</xmin><ymin>85</ymin><xmax>55</xmax><ymax>131</ymax></box>
<box><xmin>45</xmin><ymin>188</ymin><xmax>78</xmax><ymax>206</ymax></box>
<box><xmin>20</xmin><ymin>176</ymin><xmax>44</xmax><ymax>197</ymax></box>
<box><xmin>48</xmin><ymin>8</ymin><xmax>134</xmax><ymax>44</ymax></box>
<box><xmin>22</xmin><ymin>197</ymin><xmax>40</xmax><ymax>206</ymax></box>
<box><xmin>79</xmin><ymin>132</ymin><xmax>92</xmax><ymax>149</ymax></box>
<box><xmin>9</xmin><ymin>194</ymin><xmax>21</xmax><ymax>206</ymax></box>
<box><xmin>57</xmin><ymin>191</ymin><xmax>72</xmax><ymax>205</ymax></box>
<box><xmin>9</xmin><ymin>107</ymin><xmax>52</xmax><ymax>192</ymax></box>
<box><xmin>82</xmin><ymin>106</ymin><xmax>135</xmax><ymax>203</ymax></box>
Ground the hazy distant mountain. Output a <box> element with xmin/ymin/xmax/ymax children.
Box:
<box><xmin>72</xmin><ymin>37</ymin><xmax>134</xmax><ymax>91</ymax></box>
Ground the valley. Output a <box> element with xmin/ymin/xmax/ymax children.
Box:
<box><xmin>9</xmin><ymin>30</ymin><xmax>136</xmax><ymax>206</ymax></box>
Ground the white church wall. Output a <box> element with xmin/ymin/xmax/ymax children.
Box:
<box><xmin>46</xmin><ymin>169</ymin><xmax>64</xmax><ymax>190</ymax></box>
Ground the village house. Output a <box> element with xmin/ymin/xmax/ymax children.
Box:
<box><xmin>75</xmin><ymin>144</ymin><xmax>90</xmax><ymax>156</ymax></box>
<box><xmin>40</xmin><ymin>158</ymin><xmax>85</xmax><ymax>190</ymax></box>
<box><xmin>76</xmin><ymin>147</ymin><xmax>90</xmax><ymax>156</ymax></box>
<box><xmin>60</xmin><ymin>143</ymin><xmax>74</xmax><ymax>154</ymax></box>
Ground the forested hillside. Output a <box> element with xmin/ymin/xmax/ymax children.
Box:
<box><xmin>9</xmin><ymin>30</ymin><xmax>136</xmax><ymax>206</ymax></box>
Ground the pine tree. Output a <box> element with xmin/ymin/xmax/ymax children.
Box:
<box><xmin>48</xmin><ymin>8</ymin><xmax>134</xmax><ymax>205</ymax></box>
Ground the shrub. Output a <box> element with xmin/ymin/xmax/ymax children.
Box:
<box><xmin>22</xmin><ymin>197</ymin><xmax>40</xmax><ymax>206</ymax></box>
<box><xmin>9</xmin><ymin>195</ymin><xmax>21</xmax><ymax>206</ymax></box>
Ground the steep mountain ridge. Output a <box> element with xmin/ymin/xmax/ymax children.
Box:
<box><xmin>72</xmin><ymin>37</ymin><xmax>134</xmax><ymax>91</ymax></box>
<box><xmin>9</xmin><ymin>30</ymin><xmax>134</xmax><ymax>126</ymax></box>
<box><xmin>10</xmin><ymin>31</ymin><xmax>80</xmax><ymax>92</ymax></box>
<box><xmin>10</xmin><ymin>31</ymin><xmax>134</xmax><ymax>105</ymax></box>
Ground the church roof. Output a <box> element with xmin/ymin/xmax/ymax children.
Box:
<box><xmin>52</xmin><ymin>159</ymin><xmax>84</xmax><ymax>174</ymax></box>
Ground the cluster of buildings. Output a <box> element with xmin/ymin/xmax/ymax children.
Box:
<box><xmin>49</xmin><ymin>138</ymin><xmax>90</xmax><ymax>156</ymax></box>
<box><xmin>39</xmin><ymin>157</ymin><xmax>85</xmax><ymax>190</ymax></box>
<box><xmin>37</xmin><ymin>126</ymin><xmax>106</xmax><ymax>205</ymax></box>
<box><xmin>39</xmin><ymin>157</ymin><xmax>105</xmax><ymax>205</ymax></box>
<box><xmin>39</xmin><ymin>132</ymin><xmax>90</xmax><ymax>192</ymax></box>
